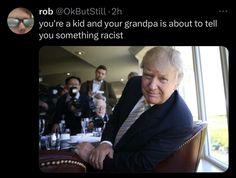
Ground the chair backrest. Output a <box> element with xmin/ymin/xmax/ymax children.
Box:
<box><xmin>154</xmin><ymin>122</ymin><xmax>207</xmax><ymax>173</ymax></box>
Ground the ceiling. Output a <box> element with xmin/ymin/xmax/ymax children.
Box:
<box><xmin>39</xmin><ymin>46</ymin><xmax>154</xmax><ymax>97</ymax></box>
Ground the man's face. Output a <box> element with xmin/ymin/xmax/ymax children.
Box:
<box><xmin>95</xmin><ymin>69</ymin><xmax>106</xmax><ymax>81</ymax></box>
<box><xmin>95</xmin><ymin>99</ymin><xmax>106</xmax><ymax>117</ymax></box>
<box><xmin>8</xmin><ymin>8</ymin><xmax>33</xmax><ymax>34</ymax></box>
<box><xmin>66</xmin><ymin>79</ymin><xmax>81</xmax><ymax>90</ymax></box>
<box><xmin>141</xmin><ymin>60</ymin><xmax>178</xmax><ymax>105</ymax></box>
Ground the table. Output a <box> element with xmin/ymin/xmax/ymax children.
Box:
<box><xmin>40</xmin><ymin>133</ymin><xmax>101</xmax><ymax>150</ymax></box>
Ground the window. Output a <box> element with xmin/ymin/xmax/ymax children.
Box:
<box><xmin>176</xmin><ymin>46</ymin><xmax>229</xmax><ymax>171</ymax></box>
<box><xmin>176</xmin><ymin>46</ymin><xmax>198</xmax><ymax>121</ymax></box>
<box><xmin>199</xmin><ymin>46</ymin><xmax>228</xmax><ymax>169</ymax></box>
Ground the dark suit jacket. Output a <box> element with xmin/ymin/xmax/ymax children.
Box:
<box><xmin>52</xmin><ymin>92</ymin><xmax>92</xmax><ymax>135</ymax></box>
<box><xmin>80</xmin><ymin>80</ymin><xmax>117</xmax><ymax>115</ymax></box>
<box><xmin>101</xmin><ymin>76</ymin><xmax>193</xmax><ymax>172</ymax></box>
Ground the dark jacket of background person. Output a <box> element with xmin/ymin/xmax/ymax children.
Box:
<box><xmin>80</xmin><ymin>80</ymin><xmax>117</xmax><ymax>115</ymax></box>
<box><xmin>52</xmin><ymin>92</ymin><xmax>92</xmax><ymax>135</ymax></box>
<box><xmin>101</xmin><ymin>76</ymin><xmax>193</xmax><ymax>172</ymax></box>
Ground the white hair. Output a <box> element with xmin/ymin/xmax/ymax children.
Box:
<box><xmin>141</xmin><ymin>46</ymin><xmax>184</xmax><ymax>83</ymax></box>
<box><xmin>93</xmin><ymin>93</ymin><xmax>106</xmax><ymax>104</ymax></box>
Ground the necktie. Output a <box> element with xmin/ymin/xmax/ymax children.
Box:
<box><xmin>114</xmin><ymin>98</ymin><xmax>149</xmax><ymax>146</ymax></box>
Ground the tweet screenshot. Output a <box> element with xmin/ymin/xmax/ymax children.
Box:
<box><xmin>2</xmin><ymin>1</ymin><xmax>233</xmax><ymax>175</ymax></box>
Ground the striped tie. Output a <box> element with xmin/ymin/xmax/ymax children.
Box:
<box><xmin>114</xmin><ymin>99</ymin><xmax>148</xmax><ymax>146</ymax></box>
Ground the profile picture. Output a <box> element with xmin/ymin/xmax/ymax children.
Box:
<box><xmin>7</xmin><ymin>7</ymin><xmax>34</xmax><ymax>34</ymax></box>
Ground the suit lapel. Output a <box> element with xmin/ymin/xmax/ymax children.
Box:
<box><xmin>116</xmin><ymin>91</ymin><xmax>177</xmax><ymax>148</ymax></box>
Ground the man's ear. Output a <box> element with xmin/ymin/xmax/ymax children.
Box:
<box><xmin>174</xmin><ymin>80</ymin><xmax>180</xmax><ymax>90</ymax></box>
<box><xmin>175</xmin><ymin>83</ymin><xmax>179</xmax><ymax>89</ymax></box>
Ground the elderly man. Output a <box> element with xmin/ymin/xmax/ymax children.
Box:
<box><xmin>88</xmin><ymin>94</ymin><xmax>109</xmax><ymax>131</ymax></box>
<box><xmin>75</xmin><ymin>46</ymin><xmax>193</xmax><ymax>172</ymax></box>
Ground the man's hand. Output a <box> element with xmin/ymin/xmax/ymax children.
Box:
<box><xmin>88</xmin><ymin>90</ymin><xmax>95</xmax><ymax>97</ymax></box>
<box><xmin>74</xmin><ymin>142</ymin><xmax>95</xmax><ymax>163</ymax></box>
<box><xmin>89</xmin><ymin>143</ymin><xmax>114</xmax><ymax>170</ymax></box>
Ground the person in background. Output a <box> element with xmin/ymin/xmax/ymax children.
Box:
<box><xmin>75</xmin><ymin>46</ymin><xmax>193</xmax><ymax>172</ymax></box>
<box><xmin>39</xmin><ymin>83</ymin><xmax>55</xmax><ymax>135</ymax></box>
<box><xmin>7</xmin><ymin>7</ymin><xmax>34</xmax><ymax>34</ymax></box>
<box><xmin>43</xmin><ymin>84</ymin><xmax>66</xmax><ymax>134</ymax></box>
<box><xmin>87</xmin><ymin>94</ymin><xmax>109</xmax><ymax>132</ymax></box>
<box><xmin>51</xmin><ymin>76</ymin><xmax>93</xmax><ymax>135</ymax></box>
<box><xmin>127</xmin><ymin>71</ymin><xmax>139</xmax><ymax>80</ymax></box>
<box><xmin>49</xmin><ymin>84</ymin><xmax>65</xmax><ymax>106</ymax></box>
<box><xmin>80</xmin><ymin>65</ymin><xmax>117</xmax><ymax>116</ymax></box>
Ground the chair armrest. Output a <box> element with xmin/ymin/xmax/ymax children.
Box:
<box><xmin>39</xmin><ymin>150</ymin><xmax>87</xmax><ymax>173</ymax></box>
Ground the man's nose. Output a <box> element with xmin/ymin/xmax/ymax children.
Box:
<box><xmin>149</xmin><ymin>78</ymin><xmax>159</xmax><ymax>90</ymax></box>
<box><xmin>18</xmin><ymin>21</ymin><xmax>26</xmax><ymax>29</ymax></box>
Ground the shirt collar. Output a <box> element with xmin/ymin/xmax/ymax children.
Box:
<box><xmin>142</xmin><ymin>96</ymin><xmax>153</xmax><ymax>108</ymax></box>
<box><xmin>94</xmin><ymin>80</ymin><xmax>103</xmax><ymax>84</ymax></box>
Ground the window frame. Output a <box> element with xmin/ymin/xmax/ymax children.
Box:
<box><xmin>192</xmin><ymin>46</ymin><xmax>229</xmax><ymax>171</ymax></box>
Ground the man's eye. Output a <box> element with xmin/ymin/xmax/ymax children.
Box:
<box><xmin>160</xmin><ymin>77</ymin><xmax>168</xmax><ymax>83</ymax></box>
<box><xmin>144</xmin><ymin>74</ymin><xmax>152</xmax><ymax>79</ymax></box>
